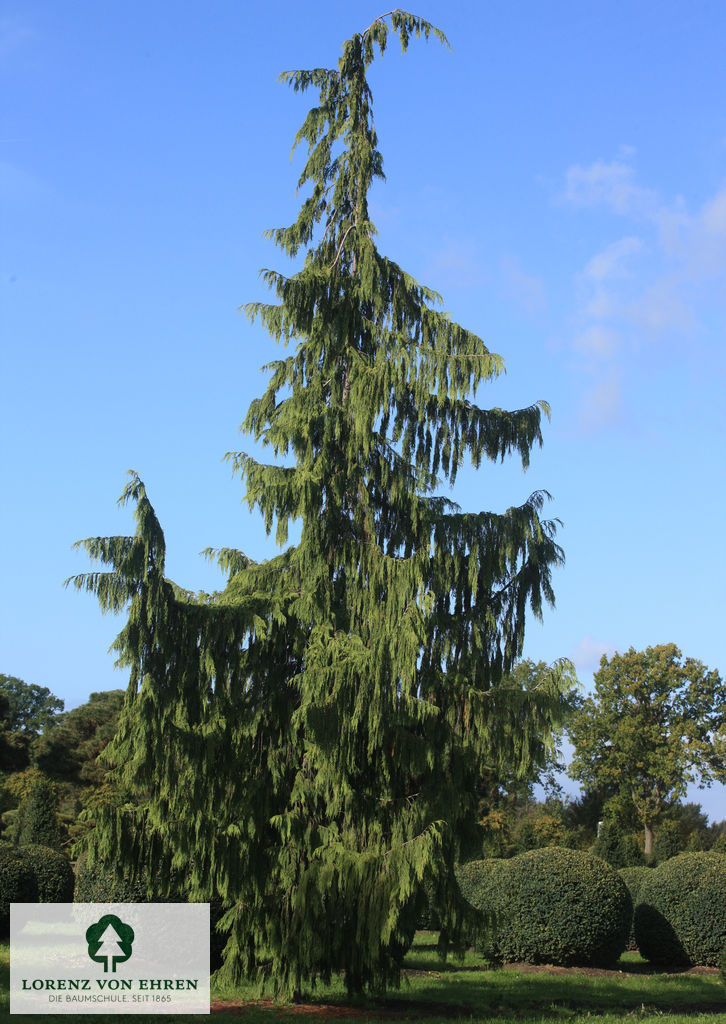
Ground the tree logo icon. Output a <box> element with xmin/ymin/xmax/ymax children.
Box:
<box><xmin>86</xmin><ymin>914</ymin><xmax>135</xmax><ymax>973</ymax></box>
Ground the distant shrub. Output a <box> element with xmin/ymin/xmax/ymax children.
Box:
<box><xmin>618</xmin><ymin>866</ymin><xmax>653</xmax><ymax>949</ymax></box>
<box><xmin>634</xmin><ymin>852</ymin><xmax>726</xmax><ymax>966</ymax></box>
<box><xmin>16</xmin><ymin>776</ymin><xmax>63</xmax><ymax>850</ymax></box>
<box><xmin>512</xmin><ymin>812</ymin><xmax>570</xmax><ymax>852</ymax></box>
<box><xmin>712</xmin><ymin>833</ymin><xmax>726</xmax><ymax>854</ymax></box>
<box><xmin>457</xmin><ymin>849</ymin><xmax>630</xmax><ymax>967</ymax></box>
<box><xmin>686</xmin><ymin>831</ymin><xmax>704</xmax><ymax>852</ymax></box>
<box><xmin>593</xmin><ymin>821</ymin><xmax>643</xmax><ymax>868</ymax></box>
<box><xmin>653</xmin><ymin>820</ymin><xmax>682</xmax><ymax>864</ymax></box>
<box><xmin>0</xmin><ymin>843</ymin><xmax>38</xmax><ymax>938</ymax></box>
<box><xmin>20</xmin><ymin>844</ymin><xmax>74</xmax><ymax>902</ymax></box>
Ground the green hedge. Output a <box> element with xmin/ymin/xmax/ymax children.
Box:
<box><xmin>634</xmin><ymin>852</ymin><xmax>726</xmax><ymax>966</ymax></box>
<box><xmin>455</xmin><ymin>859</ymin><xmax>505</xmax><ymax>914</ymax></box>
<box><xmin>457</xmin><ymin>849</ymin><xmax>631</xmax><ymax>967</ymax></box>
<box><xmin>618</xmin><ymin>866</ymin><xmax>653</xmax><ymax>950</ymax></box>
<box><xmin>0</xmin><ymin>844</ymin><xmax>38</xmax><ymax>938</ymax></box>
<box><xmin>19</xmin><ymin>844</ymin><xmax>74</xmax><ymax>902</ymax></box>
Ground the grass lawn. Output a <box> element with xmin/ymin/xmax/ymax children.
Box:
<box><xmin>1</xmin><ymin>932</ymin><xmax>724</xmax><ymax>1022</ymax></box>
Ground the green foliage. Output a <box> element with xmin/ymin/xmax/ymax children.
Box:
<box><xmin>669</xmin><ymin>802</ymin><xmax>709</xmax><ymax>842</ymax></box>
<box><xmin>74</xmin><ymin>854</ymin><xmax>233</xmax><ymax>978</ymax></box>
<box><xmin>17</xmin><ymin>775</ymin><xmax>63</xmax><ymax>850</ymax></box>
<box><xmin>458</xmin><ymin>849</ymin><xmax>631</xmax><ymax>967</ymax></box>
<box><xmin>686</xmin><ymin>831</ymin><xmax>703</xmax><ymax>851</ymax></box>
<box><xmin>73</xmin><ymin>852</ymin><xmax>158</xmax><ymax>903</ymax></box>
<box><xmin>0</xmin><ymin>843</ymin><xmax>38</xmax><ymax>938</ymax></box>
<box><xmin>0</xmin><ymin>675</ymin><xmax>64</xmax><ymax>735</ymax></box>
<box><xmin>634</xmin><ymin>852</ymin><xmax>726</xmax><ymax>966</ymax></box>
<box><xmin>68</xmin><ymin>10</ymin><xmax>564</xmax><ymax>997</ymax></box>
<box><xmin>454</xmin><ymin>858</ymin><xmax>505</xmax><ymax>953</ymax></box>
<box><xmin>34</xmin><ymin>690</ymin><xmax>124</xmax><ymax>787</ymax></box>
<box><xmin>653</xmin><ymin>819</ymin><xmax>683</xmax><ymax>864</ymax></box>
<box><xmin>568</xmin><ymin>645</ymin><xmax>726</xmax><ymax>855</ymax></box>
<box><xmin>455</xmin><ymin>858</ymin><xmax>505</xmax><ymax>915</ymax></box>
<box><xmin>0</xmin><ymin>676</ymin><xmax>64</xmax><ymax>774</ymax></box>
<box><xmin>711</xmin><ymin>832</ymin><xmax>726</xmax><ymax>854</ymax></box>
<box><xmin>512</xmin><ymin>810</ymin><xmax>571</xmax><ymax>852</ymax></box>
<box><xmin>18</xmin><ymin>844</ymin><xmax>74</xmax><ymax>902</ymax></box>
<box><xmin>593</xmin><ymin>821</ymin><xmax>643</xmax><ymax>869</ymax></box>
<box><xmin>618</xmin><ymin>866</ymin><xmax>653</xmax><ymax>949</ymax></box>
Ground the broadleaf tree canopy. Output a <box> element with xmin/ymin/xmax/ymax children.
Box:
<box><xmin>568</xmin><ymin>644</ymin><xmax>726</xmax><ymax>855</ymax></box>
<box><xmin>68</xmin><ymin>10</ymin><xmax>565</xmax><ymax>995</ymax></box>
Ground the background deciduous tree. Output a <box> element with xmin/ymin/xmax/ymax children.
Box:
<box><xmin>568</xmin><ymin>644</ymin><xmax>726</xmax><ymax>855</ymax></box>
<box><xmin>0</xmin><ymin>675</ymin><xmax>64</xmax><ymax>735</ymax></box>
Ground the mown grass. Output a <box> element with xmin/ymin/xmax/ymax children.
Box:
<box><xmin>1</xmin><ymin>932</ymin><xmax>724</xmax><ymax>1023</ymax></box>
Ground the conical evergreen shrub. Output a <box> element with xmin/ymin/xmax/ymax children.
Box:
<box><xmin>17</xmin><ymin>775</ymin><xmax>63</xmax><ymax>850</ymax></box>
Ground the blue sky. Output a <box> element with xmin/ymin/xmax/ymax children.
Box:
<box><xmin>3</xmin><ymin>2</ymin><xmax>725</xmax><ymax>819</ymax></box>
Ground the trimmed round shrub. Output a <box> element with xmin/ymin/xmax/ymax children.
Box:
<box><xmin>634</xmin><ymin>852</ymin><xmax>726</xmax><ymax>967</ymax></box>
<box><xmin>455</xmin><ymin>859</ymin><xmax>507</xmax><ymax>954</ymax></box>
<box><xmin>455</xmin><ymin>858</ymin><xmax>506</xmax><ymax>913</ymax></box>
<box><xmin>0</xmin><ymin>843</ymin><xmax>38</xmax><ymax>938</ymax></box>
<box><xmin>618</xmin><ymin>866</ymin><xmax>653</xmax><ymax>949</ymax></box>
<box><xmin>21</xmin><ymin>844</ymin><xmax>74</xmax><ymax>902</ymax></box>
<box><xmin>458</xmin><ymin>849</ymin><xmax>631</xmax><ymax>967</ymax></box>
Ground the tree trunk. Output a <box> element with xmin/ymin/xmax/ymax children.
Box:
<box><xmin>644</xmin><ymin>822</ymin><xmax>654</xmax><ymax>855</ymax></box>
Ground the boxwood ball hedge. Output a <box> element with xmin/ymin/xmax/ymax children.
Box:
<box><xmin>0</xmin><ymin>844</ymin><xmax>39</xmax><ymax>938</ymax></box>
<box><xmin>634</xmin><ymin>852</ymin><xmax>726</xmax><ymax>966</ymax></box>
<box><xmin>20</xmin><ymin>844</ymin><xmax>75</xmax><ymax>902</ymax></box>
<box><xmin>458</xmin><ymin>849</ymin><xmax>631</xmax><ymax>967</ymax></box>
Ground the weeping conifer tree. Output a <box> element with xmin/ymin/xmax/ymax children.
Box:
<box><xmin>69</xmin><ymin>10</ymin><xmax>566</xmax><ymax>996</ymax></box>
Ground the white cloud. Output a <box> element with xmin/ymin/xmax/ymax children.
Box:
<box><xmin>627</xmin><ymin>277</ymin><xmax>696</xmax><ymax>338</ymax></box>
<box><xmin>571</xmin><ymin>635</ymin><xmax>616</xmax><ymax>674</ymax></box>
<box><xmin>572</xmin><ymin>325</ymin><xmax>621</xmax><ymax>357</ymax></box>
<box><xmin>562</xmin><ymin>154</ymin><xmax>726</xmax><ymax>437</ymax></box>
<box><xmin>583</xmin><ymin>236</ymin><xmax>643</xmax><ymax>282</ymax></box>
<box><xmin>577</xmin><ymin>370</ymin><xmax>623</xmax><ymax>432</ymax></box>
<box><xmin>701</xmin><ymin>188</ymin><xmax>726</xmax><ymax>236</ymax></box>
<box><xmin>562</xmin><ymin>158</ymin><xmax>656</xmax><ymax>216</ymax></box>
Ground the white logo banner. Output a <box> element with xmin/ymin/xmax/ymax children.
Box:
<box><xmin>11</xmin><ymin>903</ymin><xmax>210</xmax><ymax>1014</ymax></box>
